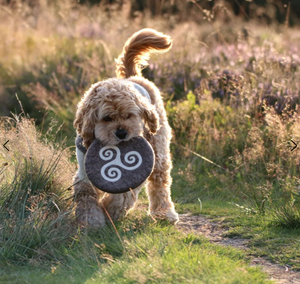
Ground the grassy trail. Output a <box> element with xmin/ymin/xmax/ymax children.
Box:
<box><xmin>1</xmin><ymin>207</ymin><xmax>272</xmax><ymax>284</ymax></box>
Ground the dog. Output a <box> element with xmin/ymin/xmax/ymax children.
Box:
<box><xmin>73</xmin><ymin>28</ymin><xmax>179</xmax><ymax>227</ymax></box>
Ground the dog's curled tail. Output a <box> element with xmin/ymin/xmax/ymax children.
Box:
<box><xmin>116</xmin><ymin>28</ymin><xmax>172</xmax><ymax>78</ymax></box>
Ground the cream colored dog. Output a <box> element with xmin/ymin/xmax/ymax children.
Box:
<box><xmin>73</xmin><ymin>28</ymin><xmax>179</xmax><ymax>227</ymax></box>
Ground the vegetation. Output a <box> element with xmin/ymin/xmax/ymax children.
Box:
<box><xmin>0</xmin><ymin>0</ymin><xmax>300</xmax><ymax>282</ymax></box>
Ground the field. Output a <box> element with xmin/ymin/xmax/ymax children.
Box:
<box><xmin>0</xmin><ymin>1</ymin><xmax>300</xmax><ymax>283</ymax></box>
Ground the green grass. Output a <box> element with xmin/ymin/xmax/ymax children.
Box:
<box><xmin>0</xmin><ymin>116</ymin><xmax>272</xmax><ymax>283</ymax></box>
<box><xmin>222</xmin><ymin>207</ymin><xmax>300</xmax><ymax>270</ymax></box>
<box><xmin>1</xmin><ymin>214</ymin><xmax>271</xmax><ymax>284</ymax></box>
<box><xmin>170</xmin><ymin>159</ymin><xmax>300</xmax><ymax>271</ymax></box>
<box><xmin>172</xmin><ymin>172</ymin><xmax>300</xmax><ymax>271</ymax></box>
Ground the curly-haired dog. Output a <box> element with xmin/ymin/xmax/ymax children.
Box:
<box><xmin>73</xmin><ymin>28</ymin><xmax>179</xmax><ymax>227</ymax></box>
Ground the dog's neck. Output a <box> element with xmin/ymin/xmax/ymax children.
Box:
<box><xmin>121</xmin><ymin>79</ymin><xmax>151</xmax><ymax>103</ymax></box>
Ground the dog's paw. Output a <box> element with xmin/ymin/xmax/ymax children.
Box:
<box><xmin>76</xmin><ymin>200</ymin><xmax>106</xmax><ymax>228</ymax></box>
<box><xmin>151</xmin><ymin>208</ymin><xmax>179</xmax><ymax>224</ymax></box>
<box><xmin>165</xmin><ymin>208</ymin><xmax>179</xmax><ymax>224</ymax></box>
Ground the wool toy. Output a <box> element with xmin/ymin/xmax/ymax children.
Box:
<box><xmin>76</xmin><ymin>135</ymin><xmax>154</xmax><ymax>193</ymax></box>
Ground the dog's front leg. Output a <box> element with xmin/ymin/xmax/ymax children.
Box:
<box><xmin>146</xmin><ymin>154</ymin><xmax>179</xmax><ymax>223</ymax></box>
<box><xmin>73</xmin><ymin>175</ymin><xmax>106</xmax><ymax>228</ymax></box>
<box><xmin>73</xmin><ymin>147</ymin><xmax>106</xmax><ymax>228</ymax></box>
<box><xmin>100</xmin><ymin>185</ymin><xmax>142</xmax><ymax>221</ymax></box>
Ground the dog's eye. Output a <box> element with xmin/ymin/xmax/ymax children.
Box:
<box><xmin>103</xmin><ymin>116</ymin><xmax>113</xmax><ymax>122</ymax></box>
<box><xmin>125</xmin><ymin>114</ymin><xmax>131</xmax><ymax>120</ymax></box>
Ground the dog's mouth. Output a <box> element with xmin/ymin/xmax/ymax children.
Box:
<box><xmin>112</xmin><ymin>134</ymin><xmax>133</xmax><ymax>145</ymax></box>
<box><xmin>95</xmin><ymin>132</ymin><xmax>133</xmax><ymax>146</ymax></box>
<box><xmin>93</xmin><ymin>120</ymin><xmax>143</xmax><ymax>146</ymax></box>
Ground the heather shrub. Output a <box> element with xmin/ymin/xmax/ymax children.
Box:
<box><xmin>167</xmin><ymin>88</ymin><xmax>300</xmax><ymax>218</ymax></box>
<box><xmin>232</xmin><ymin>105</ymin><xmax>300</xmax><ymax>182</ymax></box>
<box><xmin>167</xmin><ymin>91</ymin><xmax>250</xmax><ymax>169</ymax></box>
<box><xmin>1</xmin><ymin>0</ymin><xmax>300</xmax><ymax>146</ymax></box>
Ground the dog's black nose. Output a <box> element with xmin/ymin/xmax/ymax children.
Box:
<box><xmin>115</xmin><ymin>128</ymin><xmax>128</xmax><ymax>140</ymax></box>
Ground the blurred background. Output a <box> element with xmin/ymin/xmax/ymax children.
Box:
<box><xmin>0</xmin><ymin>0</ymin><xmax>299</xmax><ymax>138</ymax></box>
<box><xmin>0</xmin><ymin>0</ymin><xmax>300</xmax><ymax>202</ymax></box>
<box><xmin>1</xmin><ymin>0</ymin><xmax>300</xmax><ymax>25</ymax></box>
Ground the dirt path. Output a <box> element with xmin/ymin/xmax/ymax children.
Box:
<box><xmin>177</xmin><ymin>213</ymin><xmax>300</xmax><ymax>284</ymax></box>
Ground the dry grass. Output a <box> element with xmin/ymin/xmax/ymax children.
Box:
<box><xmin>0</xmin><ymin>112</ymin><xmax>76</xmax><ymax>263</ymax></box>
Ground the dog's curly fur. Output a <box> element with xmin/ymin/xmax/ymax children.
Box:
<box><xmin>73</xmin><ymin>28</ymin><xmax>179</xmax><ymax>227</ymax></box>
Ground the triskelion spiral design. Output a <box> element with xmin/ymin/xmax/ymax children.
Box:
<box><xmin>99</xmin><ymin>146</ymin><xmax>142</xmax><ymax>182</ymax></box>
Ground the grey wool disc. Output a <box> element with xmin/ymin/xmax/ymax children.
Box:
<box><xmin>84</xmin><ymin>137</ymin><xmax>155</xmax><ymax>194</ymax></box>
<box><xmin>75</xmin><ymin>134</ymin><xmax>87</xmax><ymax>154</ymax></box>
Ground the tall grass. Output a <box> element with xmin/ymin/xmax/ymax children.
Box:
<box><xmin>0</xmin><ymin>114</ymin><xmax>76</xmax><ymax>263</ymax></box>
<box><xmin>168</xmin><ymin>90</ymin><xmax>300</xmax><ymax>216</ymax></box>
<box><xmin>0</xmin><ymin>116</ymin><xmax>270</xmax><ymax>282</ymax></box>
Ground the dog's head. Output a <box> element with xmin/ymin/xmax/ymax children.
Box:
<box><xmin>74</xmin><ymin>78</ymin><xmax>159</xmax><ymax>148</ymax></box>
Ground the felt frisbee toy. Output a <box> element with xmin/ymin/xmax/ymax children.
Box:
<box><xmin>76</xmin><ymin>136</ymin><xmax>155</xmax><ymax>194</ymax></box>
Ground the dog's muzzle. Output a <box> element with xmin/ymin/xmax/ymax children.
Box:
<box><xmin>115</xmin><ymin>127</ymin><xmax>128</xmax><ymax>140</ymax></box>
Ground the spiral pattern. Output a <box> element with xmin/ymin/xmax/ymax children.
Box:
<box><xmin>105</xmin><ymin>167</ymin><xmax>121</xmax><ymax>182</ymax></box>
<box><xmin>99</xmin><ymin>146</ymin><xmax>143</xmax><ymax>182</ymax></box>
<box><xmin>100</xmin><ymin>148</ymin><xmax>115</xmax><ymax>161</ymax></box>
<box><xmin>125</xmin><ymin>151</ymin><xmax>142</xmax><ymax>168</ymax></box>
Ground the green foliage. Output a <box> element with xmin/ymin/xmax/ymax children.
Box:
<box><xmin>1</xmin><ymin>215</ymin><xmax>271</xmax><ymax>283</ymax></box>
<box><xmin>272</xmin><ymin>193</ymin><xmax>300</xmax><ymax>228</ymax></box>
<box><xmin>167</xmin><ymin>90</ymin><xmax>250</xmax><ymax>172</ymax></box>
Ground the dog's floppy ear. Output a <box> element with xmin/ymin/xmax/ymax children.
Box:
<box><xmin>143</xmin><ymin>105</ymin><xmax>159</xmax><ymax>134</ymax></box>
<box><xmin>74</xmin><ymin>94</ymin><xmax>99</xmax><ymax>149</ymax></box>
<box><xmin>136</xmin><ymin>99</ymin><xmax>159</xmax><ymax>134</ymax></box>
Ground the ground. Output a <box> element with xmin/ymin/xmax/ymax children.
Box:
<box><xmin>177</xmin><ymin>213</ymin><xmax>300</xmax><ymax>284</ymax></box>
